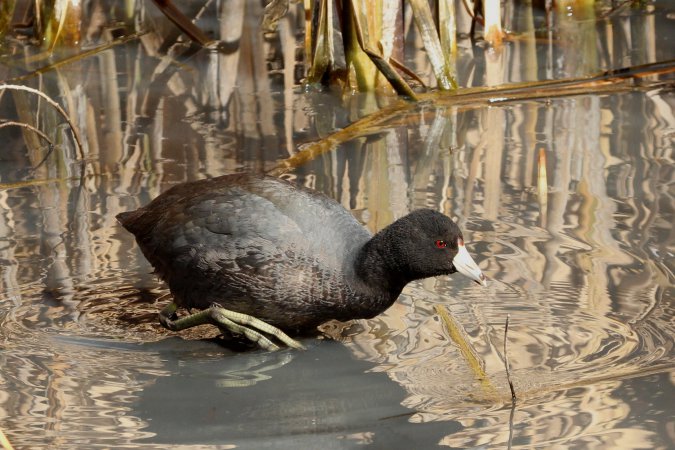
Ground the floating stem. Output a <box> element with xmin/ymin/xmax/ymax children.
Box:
<box><xmin>269</xmin><ymin>60</ymin><xmax>674</xmax><ymax>174</ymax></box>
<box><xmin>435</xmin><ymin>305</ymin><xmax>499</xmax><ymax>399</ymax></box>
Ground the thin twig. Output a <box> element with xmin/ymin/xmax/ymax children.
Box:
<box><xmin>5</xmin><ymin>31</ymin><xmax>147</xmax><ymax>79</ymax></box>
<box><xmin>150</xmin><ymin>0</ymin><xmax>215</xmax><ymax>47</ymax></box>
<box><xmin>460</xmin><ymin>0</ymin><xmax>485</xmax><ymax>26</ymax></box>
<box><xmin>0</xmin><ymin>120</ymin><xmax>54</xmax><ymax>146</ymax></box>
<box><xmin>503</xmin><ymin>314</ymin><xmax>516</xmax><ymax>402</ymax></box>
<box><xmin>33</xmin><ymin>144</ymin><xmax>56</xmax><ymax>171</ymax></box>
<box><xmin>507</xmin><ymin>397</ymin><xmax>515</xmax><ymax>450</ymax></box>
<box><xmin>504</xmin><ymin>314</ymin><xmax>516</xmax><ymax>449</ymax></box>
<box><xmin>0</xmin><ymin>84</ymin><xmax>84</xmax><ymax>158</ymax></box>
<box><xmin>389</xmin><ymin>55</ymin><xmax>427</xmax><ymax>88</ymax></box>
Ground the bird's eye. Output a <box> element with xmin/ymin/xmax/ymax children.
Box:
<box><xmin>435</xmin><ymin>240</ymin><xmax>447</xmax><ymax>249</ymax></box>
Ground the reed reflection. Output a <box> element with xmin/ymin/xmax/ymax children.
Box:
<box><xmin>316</xmin><ymin>93</ymin><xmax>673</xmax><ymax>447</ymax></box>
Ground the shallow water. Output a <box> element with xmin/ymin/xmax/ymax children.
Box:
<box><xmin>1</xmin><ymin>1</ymin><xmax>674</xmax><ymax>449</ymax></box>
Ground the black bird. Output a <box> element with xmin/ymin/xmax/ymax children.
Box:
<box><xmin>117</xmin><ymin>174</ymin><xmax>486</xmax><ymax>350</ymax></box>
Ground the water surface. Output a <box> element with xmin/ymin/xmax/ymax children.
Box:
<box><xmin>0</xmin><ymin>1</ymin><xmax>674</xmax><ymax>448</ymax></box>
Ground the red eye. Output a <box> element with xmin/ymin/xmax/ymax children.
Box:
<box><xmin>435</xmin><ymin>240</ymin><xmax>447</xmax><ymax>249</ymax></box>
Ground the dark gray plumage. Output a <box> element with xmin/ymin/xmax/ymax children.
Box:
<box><xmin>117</xmin><ymin>174</ymin><xmax>477</xmax><ymax>333</ymax></box>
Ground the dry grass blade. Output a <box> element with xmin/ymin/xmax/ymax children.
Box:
<box><xmin>303</xmin><ymin>0</ymin><xmax>313</xmax><ymax>67</ymax></box>
<box><xmin>344</xmin><ymin>2</ymin><xmax>417</xmax><ymax>100</ymax></box>
<box><xmin>408</xmin><ymin>0</ymin><xmax>456</xmax><ymax>90</ymax></box>
<box><xmin>0</xmin><ymin>428</ymin><xmax>15</xmax><ymax>450</ymax></box>
<box><xmin>8</xmin><ymin>31</ymin><xmax>147</xmax><ymax>80</ymax></box>
<box><xmin>349</xmin><ymin>3</ymin><xmax>417</xmax><ymax>99</ymax></box>
<box><xmin>389</xmin><ymin>55</ymin><xmax>427</xmax><ymax>87</ymax></box>
<box><xmin>0</xmin><ymin>84</ymin><xmax>84</xmax><ymax>158</ymax></box>
<box><xmin>344</xmin><ymin>0</ymin><xmax>378</xmax><ymax>90</ymax></box>
<box><xmin>270</xmin><ymin>60</ymin><xmax>675</xmax><ymax>173</ymax></box>
<box><xmin>435</xmin><ymin>305</ymin><xmax>500</xmax><ymax>400</ymax></box>
<box><xmin>0</xmin><ymin>2</ymin><xmax>15</xmax><ymax>40</ymax></box>
<box><xmin>34</xmin><ymin>0</ymin><xmax>82</xmax><ymax>51</ymax></box>
<box><xmin>431</xmin><ymin>59</ymin><xmax>675</xmax><ymax>105</ymax></box>
<box><xmin>438</xmin><ymin>0</ymin><xmax>458</xmax><ymax>81</ymax></box>
<box><xmin>48</xmin><ymin>0</ymin><xmax>71</xmax><ymax>52</ymax></box>
<box><xmin>262</xmin><ymin>0</ymin><xmax>290</xmax><ymax>33</ymax></box>
<box><xmin>0</xmin><ymin>178</ymin><xmax>67</xmax><ymax>190</ymax></box>
<box><xmin>307</xmin><ymin>0</ymin><xmax>333</xmax><ymax>83</ymax></box>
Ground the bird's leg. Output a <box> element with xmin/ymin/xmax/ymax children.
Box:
<box><xmin>208</xmin><ymin>305</ymin><xmax>305</xmax><ymax>349</ymax></box>
<box><xmin>158</xmin><ymin>302</ymin><xmax>305</xmax><ymax>351</ymax></box>
<box><xmin>159</xmin><ymin>301</ymin><xmax>180</xmax><ymax>328</ymax></box>
<box><xmin>208</xmin><ymin>311</ymin><xmax>280</xmax><ymax>351</ymax></box>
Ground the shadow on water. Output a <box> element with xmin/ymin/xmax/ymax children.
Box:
<box><xmin>0</xmin><ymin>0</ymin><xmax>674</xmax><ymax>448</ymax></box>
<box><xmin>133</xmin><ymin>339</ymin><xmax>461</xmax><ymax>448</ymax></box>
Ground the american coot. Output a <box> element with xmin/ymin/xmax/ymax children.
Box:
<box><xmin>117</xmin><ymin>174</ymin><xmax>486</xmax><ymax>350</ymax></box>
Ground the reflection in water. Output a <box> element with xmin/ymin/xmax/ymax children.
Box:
<box><xmin>134</xmin><ymin>340</ymin><xmax>461</xmax><ymax>448</ymax></box>
<box><xmin>0</xmin><ymin>2</ymin><xmax>674</xmax><ymax>449</ymax></box>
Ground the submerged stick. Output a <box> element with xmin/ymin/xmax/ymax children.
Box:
<box><xmin>504</xmin><ymin>315</ymin><xmax>516</xmax><ymax>449</ymax></box>
<box><xmin>0</xmin><ymin>84</ymin><xmax>84</xmax><ymax>158</ymax></box>
<box><xmin>503</xmin><ymin>314</ymin><xmax>517</xmax><ymax>402</ymax></box>
<box><xmin>507</xmin><ymin>395</ymin><xmax>516</xmax><ymax>450</ymax></box>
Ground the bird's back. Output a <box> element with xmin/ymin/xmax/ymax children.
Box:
<box><xmin>117</xmin><ymin>174</ymin><xmax>374</xmax><ymax>330</ymax></box>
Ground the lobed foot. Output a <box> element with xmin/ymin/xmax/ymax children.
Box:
<box><xmin>159</xmin><ymin>302</ymin><xmax>305</xmax><ymax>351</ymax></box>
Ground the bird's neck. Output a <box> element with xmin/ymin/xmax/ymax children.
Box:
<box><xmin>353</xmin><ymin>232</ymin><xmax>409</xmax><ymax>298</ymax></box>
